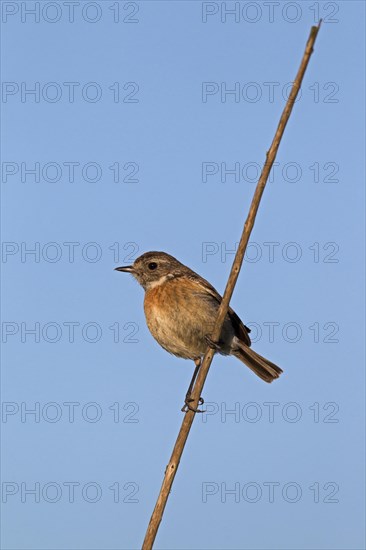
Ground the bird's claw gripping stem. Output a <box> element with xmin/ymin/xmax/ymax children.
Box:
<box><xmin>181</xmin><ymin>394</ymin><xmax>205</xmax><ymax>413</ymax></box>
<box><xmin>205</xmin><ymin>335</ymin><xmax>222</xmax><ymax>351</ymax></box>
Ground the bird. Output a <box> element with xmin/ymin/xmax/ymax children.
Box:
<box><xmin>115</xmin><ymin>251</ymin><xmax>282</xmax><ymax>411</ymax></box>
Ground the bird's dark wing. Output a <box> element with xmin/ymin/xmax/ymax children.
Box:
<box><xmin>184</xmin><ymin>272</ymin><xmax>252</xmax><ymax>347</ymax></box>
<box><xmin>227</xmin><ymin>307</ymin><xmax>251</xmax><ymax>347</ymax></box>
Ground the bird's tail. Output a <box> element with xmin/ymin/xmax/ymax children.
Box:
<box><xmin>232</xmin><ymin>340</ymin><xmax>283</xmax><ymax>383</ymax></box>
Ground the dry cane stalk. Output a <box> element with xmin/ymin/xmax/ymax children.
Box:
<box><xmin>142</xmin><ymin>21</ymin><xmax>322</xmax><ymax>550</ymax></box>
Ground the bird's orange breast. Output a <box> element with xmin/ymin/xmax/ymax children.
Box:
<box><xmin>143</xmin><ymin>277</ymin><xmax>216</xmax><ymax>359</ymax></box>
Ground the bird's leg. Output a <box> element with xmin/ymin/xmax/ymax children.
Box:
<box><xmin>181</xmin><ymin>358</ymin><xmax>204</xmax><ymax>413</ymax></box>
<box><xmin>186</xmin><ymin>359</ymin><xmax>201</xmax><ymax>397</ymax></box>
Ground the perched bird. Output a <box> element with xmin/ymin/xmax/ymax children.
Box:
<box><xmin>115</xmin><ymin>251</ymin><xmax>282</xmax><ymax>411</ymax></box>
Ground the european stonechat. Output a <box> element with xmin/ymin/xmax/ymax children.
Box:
<box><xmin>115</xmin><ymin>251</ymin><xmax>282</xmax><ymax>411</ymax></box>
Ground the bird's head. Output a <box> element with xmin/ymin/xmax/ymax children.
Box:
<box><xmin>115</xmin><ymin>251</ymin><xmax>186</xmax><ymax>290</ymax></box>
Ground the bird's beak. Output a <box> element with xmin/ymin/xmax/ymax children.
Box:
<box><xmin>114</xmin><ymin>265</ymin><xmax>134</xmax><ymax>273</ymax></box>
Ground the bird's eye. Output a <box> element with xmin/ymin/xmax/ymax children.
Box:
<box><xmin>148</xmin><ymin>262</ymin><xmax>158</xmax><ymax>270</ymax></box>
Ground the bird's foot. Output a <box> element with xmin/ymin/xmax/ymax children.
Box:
<box><xmin>205</xmin><ymin>335</ymin><xmax>222</xmax><ymax>351</ymax></box>
<box><xmin>181</xmin><ymin>394</ymin><xmax>205</xmax><ymax>413</ymax></box>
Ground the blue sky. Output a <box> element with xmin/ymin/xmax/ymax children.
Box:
<box><xmin>1</xmin><ymin>1</ymin><xmax>365</xmax><ymax>549</ymax></box>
